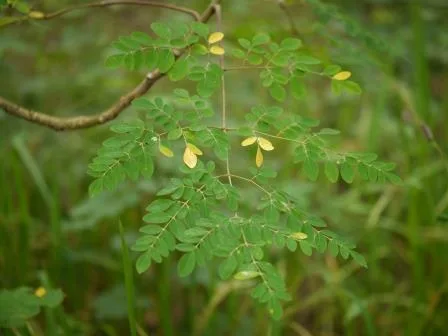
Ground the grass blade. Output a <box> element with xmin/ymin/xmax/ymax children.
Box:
<box><xmin>119</xmin><ymin>219</ymin><xmax>138</xmax><ymax>336</ymax></box>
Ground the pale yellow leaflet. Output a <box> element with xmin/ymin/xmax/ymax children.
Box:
<box><xmin>257</xmin><ymin>137</ymin><xmax>274</xmax><ymax>151</ymax></box>
<box><xmin>183</xmin><ymin>147</ymin><xmax>197</xmax><ymax>168</ymax></box>
<box><xmin>256</xmin><ymin>146</ymin><xmax>263</xmax><ymax>167</ymax></box>
<box><xmin>208</xmin><ymin>32</ymin><xmax>224</xmax><ymax>44</ymax></box>
<box><xmin>159</xmin><ymin>145</ymin><xmax>174</xmax><ymax>158</ymax></box>
<box><xmin>290</xmin><ymin>232</ymin><xmax>308</xmax><ymax>240</ymax></box>
<box><xmin>233</xmin><ymin>270</ymin><xmax>260</xmax><ymax>280</ymax></box>
<box><xmin>186</xmin><ymin>143</ymin><xmax>203</xmax><ymax>155</ymax></box>
<box><xmin>332</xmin><ymin>71</ymin><xmax>352</xmax><ymax>81</ymax></box>
<box><xmin>34</xmin><ymin>287</ymin><xmax>47</xmax><ymax>297</ymax></box>
<box><xmin>241</xmin><ymin>136</ymin><xmax>257</xmax><ymax>146</ymax></box>
<box><xmin>209</xmin><ymin>45</ymin><xmax>225</xmax><ymax>55</ymax></box>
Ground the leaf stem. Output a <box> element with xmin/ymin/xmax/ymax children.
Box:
<box><xmin>218</xmin><ymin>174</ymin><xmax>271</xmax><ymax>196</ymax></box>
<box><xmin>214</xmin><ymin>4</ymin><xmax>233</xmax><ymax>186</ymax></box>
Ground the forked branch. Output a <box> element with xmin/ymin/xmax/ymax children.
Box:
<box><xmin>0</xmin><ymin>0</ymin><xmax>219</xmax><ymax>131</ymax></box>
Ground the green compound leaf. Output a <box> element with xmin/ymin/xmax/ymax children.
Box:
<box><xmin>89</xmin><ymin>25</ymin><xmax>401</xmax><ymax>322</ymax></box>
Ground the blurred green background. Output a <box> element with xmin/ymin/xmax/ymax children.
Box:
<box><xmin>1</xmin><ymin>0</ymin><xmax>448</xmax><ymax>335</ymax></box>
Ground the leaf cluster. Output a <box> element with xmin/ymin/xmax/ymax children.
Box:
<box><xmin>87</xmin><ymin>22</ymin><xmax>401</xmax><ymax>319</ymax></box>
<box><xmin>0</xmin><ymin>287</ymin><xmax>64</xmax><ymax>328</ymax></box>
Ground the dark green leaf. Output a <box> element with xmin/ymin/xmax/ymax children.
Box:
<box><xmin>143</xmin><ymin>213</ymin><xmax>171</xmax><ymax>224</ymax></box>
<box><xmin>350</xmin><ymin>251</ymin><xmax>367</xmax><ymax>268</ymax></box>
<box><xmin>105</xmin><ymin>54</ymin><xmax>125</xmax><ymax>68</ymax></box>
<box><xmin>269</xmin><ymin>83</ymin><xmax>286</xmax><ymax>102</ymax></box>
<box><xmin>324</xmin><ymin>161</ymin><xmax>339</xmax><ymax>183</ymax></box>
<box><xmin>299</xmin><ymin>241</ymin><xmax>313</xmax><ymax>256</ymax></box>
<box><xmin>340</xmin><ymin>162</ymin><xmax>355</xmax><ymax>183</ymax></box>
<box><xmin>295</xmin><ymin>54</ymin><xmax>321</xmax><ymax>65</ymax></box>
<box><xmin>290</xmin><ymin>77</ymin><xmax>306</xmax><ymax>99</ymax></box>
<box><xmin>252</xmin><ymin>33</ymin><xmax>270</xmax><ymax>46</ymax></box>
<box><xmin>168</xmin><ymin>58</ymin><xmax>189</xmax><ymax>81</ymax></box>
<box><xmin>191</xmin><ymin>22</ymin><xmax>209</xmax><ymax>38</ymax></box>
<box><xmin>303</xmin><ymin>159</ymin><xmax>319</xmax><ymax>181</ymax></box>
<box><xmin>157</xmin><ymin>49</ymin><xmax>175</xmax><ymax>73</ymax></box>
<box><xmin>218</xmin><ymin>256</ymin><xmax>238</xmax><ymax>280</ymax></box>
<box><xmin>178</xmin><ymin>253</ymin><xmax>196</xmax><ymax>277</ymax></box>
<box><xmin>0</xmin><ymin>288</ymin><xmax>39</xmax><ymax>327</ymax></box>
<box><xmin>280</xmin><ymin>37</ymin><xmax>302</xmax><ymax>50</ymax></box>
<box><xmin>139</xmin><ymin>225</ymin><xmax>162</xmax><ymax>234</ymax></box>
<box><xmin>151</xmin><ymin>22</ymin><xmax>171</xmax><ymax>39</ymax></box>
<box><xmin>136</xmin><ymin>251</ymin><xmax>152</xmax><ymax>274</ymax></box>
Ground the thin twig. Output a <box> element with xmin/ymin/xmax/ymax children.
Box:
<box><xmin>277</xmin><ymin>0</ymin><xmax>300</xmax><ymax>38</ymax></box>
<box><xmin>214</xmin><ymin>3</ymin><xmax>233</xmax><ymax>186</ymax></box>
<box><xmin>224</xmin><ymin>65</ymin><xmax>266</xmax><ymax>71</ymax></box>
<box><xmin>218</xmin><ymin>174</ymin><xmax>272</xmax><ymax>196</ymax></box>
<box><xmin>35</xmin><ymin>0</ymin><xmax>200</xmax><ymax>21</ymax></box>
<box><xmin>0</xmin><ymin>0</ymin><xmax>220</xmax><ymax>131</ymax></box>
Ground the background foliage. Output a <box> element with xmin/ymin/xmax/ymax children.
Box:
<box><xmin>1</xmin><ymin>0</ymin><xmax>448</xmax><ymax>335</ymax></box>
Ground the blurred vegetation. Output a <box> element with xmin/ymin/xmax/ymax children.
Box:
<box><xmin>1</xmin><ymin>0</ymin><xmax>447</xmax><ymax>335</ymax></box>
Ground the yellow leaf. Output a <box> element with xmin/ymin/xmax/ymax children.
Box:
<box><xmin>186</xmin><ymin>143</ymin><xmax>203</xmax><ymax>155</ymax></box>
<box><xmin>28</xmin><ymin>11</ymin><xmax>45</xmax><ymax>19</ymax></box>
<box><xmin>34</xmin><ymin>287</ymin><xmax>47</xmax><ymax>298</ymax></box>
<box><xmin>159</xmin><ymin>145</ymin><xmax>174</xmax><ymax>158</ymax></box>
<box><xmin>256</xmin><ymin>146</ymin><xmax>263</xmax><ymax>167</ymax></box>
<box><xmin>183</xmin><ymin>147</ymin><xmax>197</xmax><ymax>168</ymax></box>
<box><xmin>257</xmin><ymin>137</ymin><xmax>274</xmax><ymax>151</ymax></box>
<box><xmin>290</xmin><ymin>232</ymin><xmax>308</xmax><ymax>240</ymax></box>
<box><xmin>233</xmin><ymin>270</ymin><xmax>260</xmax><ymax>280</ymax></box>
<box><xmin>209</xmin><ymin>45</ymin><xmax>225</xmax><ymax>55</ymax></box>
<box><xmin>208</xmin><ymin>32</ymin><xmax>224</xmax><ymax>44</ymax></box>
<box><xmin>332</xmin><ymin>71</ymin><xmax>352</xmax><ymax>81</ymax></box>
<box><xmin>241</xmin><ymin>136</ymin><xmax>257</xmax><ymax>146</ymax></box>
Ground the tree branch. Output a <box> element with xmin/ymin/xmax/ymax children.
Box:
<box><xmin>277</xmin><ymin>0</ymin><xmax>300</xmax><ymax>38</ymax></box>
<box><xmin>0</xmin><ymin>0</ymin><xmax>219</xmax><ymax>131</ymax></box>
<box><xmin>37</xmin><ymin>0</ymin><xmax>201</xmax><ymax>21</ymax></box>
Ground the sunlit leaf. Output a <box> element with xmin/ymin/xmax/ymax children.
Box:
<box><xmin>183</xmin><ymin>147</ymin><xmax>198</xmax><ymax>168</ymax></box>
<box><xmin>332</xmin><ymin>71</ymin><xmax>352</xmax><ymax>81</ymax></box>
<box><xmin>234</xmin><ymin>271</ymin><xmax>260</xmax><ymax>280</ymax></box>
<box><xmin>159</xmin><ymin>145</ymin><xmax>174</xmax><ymax>158</ymax></box>
<box><xmin>241</xmin><ymin>136</ymin><xmax>257</xmax><ymax>146</ymax></box>
<box><xmin>178</xmin><ymin>253</ymin><xmax>196</xmax><ymax>277</ymax></box>
<box><xmin>257</xmin><ymin>137</ymin><xmax>274</xmax><ymax>151</ymax></box>
<box><xmin>186</xmin><ymin>143</ymin><xmax>203</xmax><ymax>155</ymax></box>
<box><xmin>209</xmin><ymin>45</ymin><xmax>225</xmax><ymax>55</ymax></box>
<box><xmin>256</xmin><ymin>146</ymin><xmax>264</xmax><ymax>167</ymax></box>
<box><xmin>290</xmin><ymin>232</ymin><xmax>308</xmax><ymax>240</ymax></box>
<box><xmin>208</xmin><ymin>32</ymin><xmax>224</xmax><ymax>44</ymax></box>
